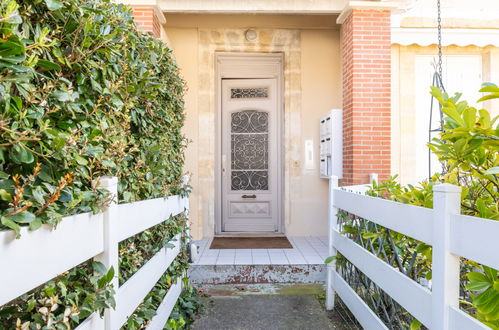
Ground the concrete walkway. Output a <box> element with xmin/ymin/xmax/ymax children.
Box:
<box><xmin>192</xmin><ymin>294</ymin><xmax>338</xmax><ymax>330</ymax></box>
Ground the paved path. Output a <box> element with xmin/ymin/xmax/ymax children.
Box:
<box><xmin>192</xmin><ymin>294</ymin><xmax>338</xmax><ymax>330</ymax></box>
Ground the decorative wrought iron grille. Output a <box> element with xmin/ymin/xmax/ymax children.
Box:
<box><xmin>231</xmin><ymin>171</ymin><xmax>269</xmax><ymax>191</ymax></box>
<box><xmin>230</xmin><ymin>110</ymin><xmax>269</xmax><ymax>191</ymax></box>
<box><xmin>231</xmin><ymin>134</ymin><xmax>268</xmax><ymax>170</ymax></box>
<box><xmin>231</xmin><ymin>110</ymin><xmax>268</xmax><ymax>133</ymax></box>
<box><xmin>230</xmin><ymin>87</ymin><xmax>269</xmax><ymax>99</ymax></box>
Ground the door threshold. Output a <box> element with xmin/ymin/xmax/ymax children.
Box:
<box><xmin>216</xmin><ymin>233</ymin><xmax>286</xmax><ymax>238</ymax></box>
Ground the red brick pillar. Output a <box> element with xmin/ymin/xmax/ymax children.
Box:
<box><xmin>132</xmin><ymin>7</ymin><xmax>161</xmax><ymax>38</ymax></box>
<box><xmin>340</xmin><ymin>9</ymin><xmax>391</xmax><ymax>185</ymax></box>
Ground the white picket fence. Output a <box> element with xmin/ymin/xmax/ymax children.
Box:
<box><xmin>326</xmin><ymin>176</ymin><xmax>498</xmax><ymax>330</ymax></box>
<box><xmin>0</xmin><ymin>177</ymin><xmax>189</xmax><ymax>330</ymax></box>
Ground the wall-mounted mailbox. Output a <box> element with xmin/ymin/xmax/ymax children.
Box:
<box><xmin>320</xmin><ymin>109</ymin><xmax>343</xmax><ymax>179</ymax></box>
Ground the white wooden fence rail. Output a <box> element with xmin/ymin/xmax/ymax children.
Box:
<box><xmin>0</xmin><ymin>176</ymin><xmax>189</xmax><ymax>330</ymax></box>
<box><xmin>326</xmin><ymin>177</ymin><xmax>496</xmax><ymax>330</ymax></box>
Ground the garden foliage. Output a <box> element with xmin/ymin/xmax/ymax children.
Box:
<box><xmin>0</xmin><ymin>0</ymin><xmax>198</xmax><ymax>328</ymax></box>
<box><xmin>0</xmin><ymin>261</ymin><xmax>116</xmax><ymax>329</ymax></box>
<box><xmin>0</xmin><ymin>0</ymin><xmax>187</xmax><ymax>236</ymax></box>
<box><xmin>358</xmin><ymin>85</ymin><xmax>498</xmax><ymax>328</ymax></box>
<box><xmin>122</xmin><ymin>214</ymin><xmax>204</xmax><ymax>330</ymax></box>
<box><xmin>117</xmin><ymin>213</ymin><xmax>204</xmax><ymax>329</ymax></box>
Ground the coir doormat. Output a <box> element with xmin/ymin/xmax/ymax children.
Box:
<box><xmin>210</xmin><ymin>237</ymin><xmax>293</xmax><ymax>249</ymax></box>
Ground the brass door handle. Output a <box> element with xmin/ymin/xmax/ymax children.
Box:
<box><xmin>242</xmin><ymin>194</ymin><xmax>256</xmax><ymax>199</ymax></box>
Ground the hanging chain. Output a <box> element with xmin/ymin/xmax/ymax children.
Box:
<box><xmin>437</xmin><ymin>0</ymin><xmax>443</xmax><ymax>78</ymax></box>
<box><xmin>427</xmin><ymin>0</ymin><xmax>445</xmax><ymax>179</ymax></box>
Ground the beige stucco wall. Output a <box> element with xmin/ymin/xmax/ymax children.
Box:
<box><xmin>165</xmin><ymin>15</ymin><xmax>341</xmax><ymax>239</ymax></box>
<box><xmin>295</xmin><ymin>29</ymin><xmax>341</xmax><ymax>234</ymax></box>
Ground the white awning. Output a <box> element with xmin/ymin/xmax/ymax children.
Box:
<box><xmin>392</xmin><ymin>27</ymin><xmax>499</xmax><ymax>47</ymax></box>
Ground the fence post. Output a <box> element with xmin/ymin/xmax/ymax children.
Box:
<box><xmin>431</xmin><ymin>183</ymin><xmax>461</xmax><ymax>329</ymax></box>
<box><xmin>95</xmin><ymin>176</ymin><xmax>119</xmax><ymax>330</ymax></box>
<box><xmin>326</xmin><ymin>175</ymin><xmax>339</xmax><ymax>310</ymax></box>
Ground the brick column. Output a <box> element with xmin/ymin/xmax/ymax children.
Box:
<box><xmin>132</xmin><ymin>7</ymin><xmax>161</xmax><ymax>38</ymax></box>
<box><xmin>340</xmin><ymin>9</ymin><xmax>391</xmax><ymax>185</ymax></box>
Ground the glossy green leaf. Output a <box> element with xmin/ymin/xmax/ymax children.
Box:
<box><xmin>37</xmin><ymin>59</ymin><xmax>61</xmax><ymax>71</ymax></box>
<box><xmin>0</xmin><ymin>189</ymin><xmax>12</xmax><ymax>202</ymax></box>
<box><xmin>9</xmin><ymin>211</ymin><xmax>36</xmax><ymax>224</ymax></box>
<box><xmin>29</xmin><ymin>218</ymin><xmax>42</xmax><ymax>231</ymax></box>
<box><xmin>93</xmin><ymin>261</ymin><xmax>107</xmax><ymax>275</ymax></box>
<box><xmin>463</xmin><ymin>108</ymin><xmax>477</xmax><ymax>127</ymax></box>
<box><xmin>324</xmin><ymin>256</ymin><xmax>336</xmax><ymax>264</ymax></box>
<box><xmin>410</xmin><ymin>318</ymin><xmax>422</xmax><ymax>330</ymax></box>
<box><xmin>1</xmin><ymin>216</ymin><xmax>21</xmax><ymax>238</ymax></box>
<box><xmin>10</xmin><ymin>145</ymin><xmax>34</xmax><ymax>164</ymax></box>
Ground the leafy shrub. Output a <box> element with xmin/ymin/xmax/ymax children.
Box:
<box><xmin>167</xmin><ymin>283</ymin><xmax>205</xmax><ymax>329</ymax></box>
<box><xmin>124</xmin><ymin>259</ymin><xmax>188</xmax><ymax>329</ymax></box>
<box><xmin>363</xmin><ymin>84</ymin><xmax>498</xmax><ymax>328</ymax></box>
<box><xmin>119</xmin><ymin>214</ymin><xmax>187</xmax><ymax>285</ymax></box>
<box><xmin>0</xmin><ymin>0</ymin><xmax>186</xmax><ymax>237</ymax></box>
<box><xmin>123</xmin><ymin>213</ymin><xmax>204</xmax><ymax>330</ymax></box>
<box><xmin>0</xmin><ymin>0</ymin><xmax>193</xmax><ymax>327</ymax></box>
<box><xmin>0</xmin><ymin>261</ymin><xmax>115</xmax><ymax>329</ymax></box>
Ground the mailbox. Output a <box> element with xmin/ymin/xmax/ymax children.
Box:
<box><xmin>319</xmin><ymin>109</ymin><xmax>343</xmax><ymax>179</ymax></box>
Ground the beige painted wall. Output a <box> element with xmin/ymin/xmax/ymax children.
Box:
<box><xmin>165</xmin><ymin>15</ymin><xmax>341</xmax><ymax>239</ymax></box>
<box><xmin>295</xmin><ymin>29</ymin><xmax>341</xmax><ymax>235</ymax></box>
<box><xmin>167</xmin><ymin>28</ymin><xmax>200</xmax><ymax>237</ymax></box>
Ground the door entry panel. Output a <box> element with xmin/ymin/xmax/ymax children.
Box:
<box><xmin>221</xmin><ymin>79</ymin><xmax>280</xmax><ymax>232</ymax></box>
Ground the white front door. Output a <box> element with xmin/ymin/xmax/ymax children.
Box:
<box><xmin>221</xmin><ymin>78</ymin><xmax>280</xmax><ymax>232</ymax></box>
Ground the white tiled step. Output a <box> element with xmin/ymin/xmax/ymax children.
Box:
<box><xmin>192</xmin><ymin>236</ymin><xmax>329</xmax><ymax>266</ymax></box>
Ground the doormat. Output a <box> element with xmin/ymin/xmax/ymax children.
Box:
<box><xmin>210</xmin><ymin>237</ymin><xmax>293</xmax><ymax>249</ymax></box>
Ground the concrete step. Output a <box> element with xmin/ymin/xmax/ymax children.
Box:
<box><xmin>188</xmin><ymin>264</ymin><xmax>326</xmax><ymax>285</ymax></box>
<box><xmin>193</xmin><ymin>283</ymin><xmax>325</xmax><ymax>296</ymax></box>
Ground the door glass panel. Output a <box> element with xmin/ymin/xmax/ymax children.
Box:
<box><xmin>230</xmin><ymin>110</ymin><xmax>269</xmax><ymax>191</ymax></box>
<box><xmin>231</xmin><ymin>171</ymin><xmax>269</xmax><ymax>190</ymax></box>
<box><xmin>231</xmin><ymin>134</ymin><xmax>268</xmax><ymax>169</ymax></box>
<box><xmin>231</xmin><ymin>109</ymin><xmax>268</xmax><ymax>133</ymax></box>
<box><xmin>231</xmin><ymin>87</ymin><xmax>269</xmax><ymax>99</ymax></box>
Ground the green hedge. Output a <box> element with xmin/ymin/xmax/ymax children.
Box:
<box><xmin>0</xmin><ymin>0</ymin><xmax>187</xmax><ymax>236</ymax></box>
<box><xmin>0</xmin><ymin>0</ymin><xmax>198</xmax><ymax>328</ymax></box>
